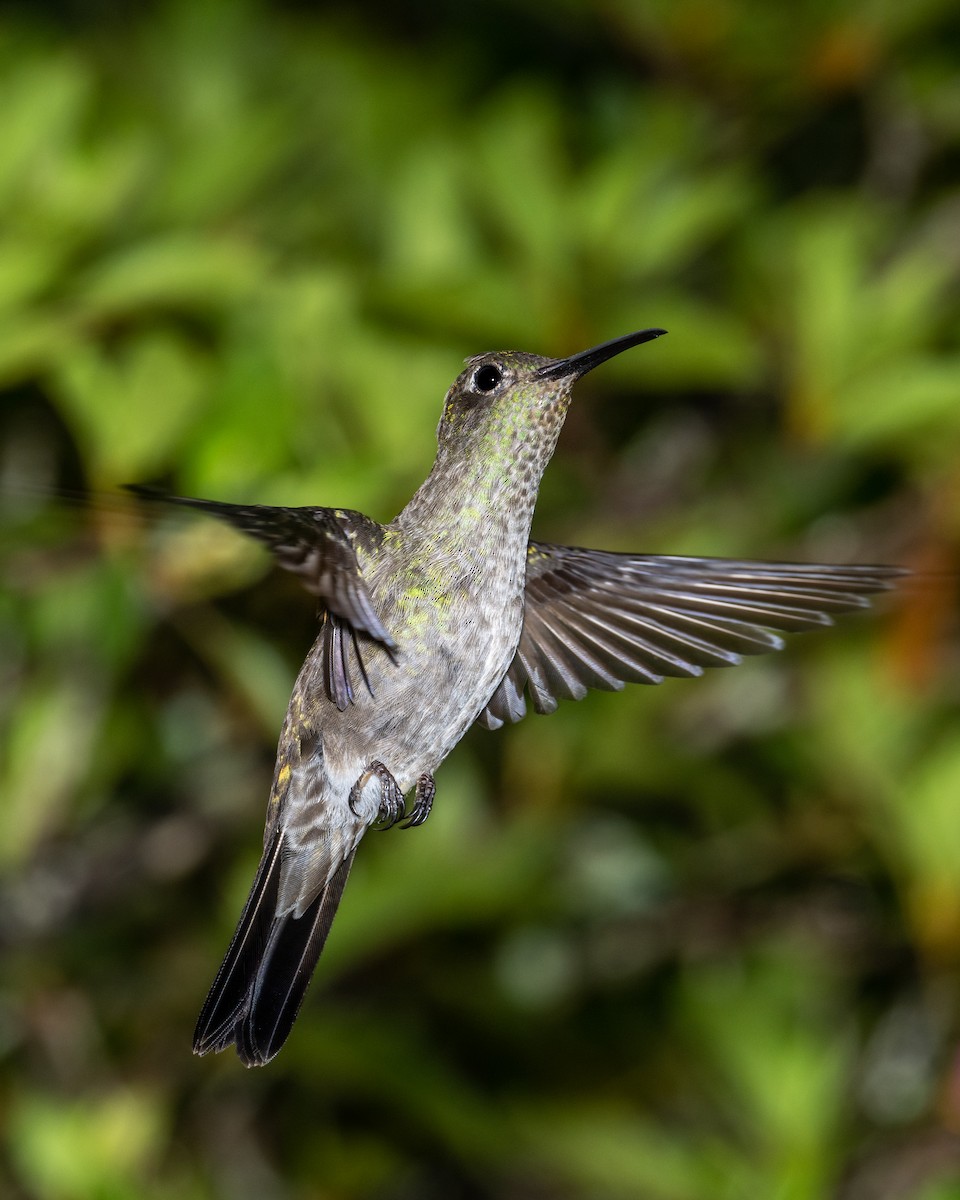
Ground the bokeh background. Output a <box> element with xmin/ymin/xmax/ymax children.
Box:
<box><xmin>2</xmin><ymin>1</ymin><xmax>960</xmax><ymax>1196</ymax></box>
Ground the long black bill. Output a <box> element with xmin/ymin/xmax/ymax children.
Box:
<box><xmin>536</xmin><ymin>327</ymin><xmax>667</xmax><ymax>381</ymax></box>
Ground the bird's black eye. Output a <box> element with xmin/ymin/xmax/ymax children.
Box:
<box><xmin>473</xmin><ymin>364</ymin><xmax>502</xmax><ymax>393</ymax></box>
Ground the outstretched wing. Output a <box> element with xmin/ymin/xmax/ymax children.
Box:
<box><xmin>127</xmin><ymin>487</ymin><xmax>394</xmax><ymax>710</ymax></box>
<box><xmin>478</xmin><ymin>543</ymin><xmax>905</xmax><ymax>728</ymax></box>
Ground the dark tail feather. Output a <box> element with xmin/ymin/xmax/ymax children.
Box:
<box><xmin>193</xmin><ymin>832</ymin><xmax>355</xmax><ymax>1067</ymax></box>
<box><xmin>193</xmin><ymin>829</ymin><xmax>285</xmax><ymax>1056</ymax></box>
<box><xmin>236</xmin><ymin>852</ymin><xmax>355</xmax><ymax>1066</ymax></box>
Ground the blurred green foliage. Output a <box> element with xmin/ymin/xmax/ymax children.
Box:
<box><xmin>1</xmin><ymin>1</ymin><xmax>960</xmax><ymax>1197</ymax></box>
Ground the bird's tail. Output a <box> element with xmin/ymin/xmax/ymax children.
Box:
<box><xmin>193</xmin><ymin>829</ymin><xmax>355</xmax><ymax>1067</ymax></box>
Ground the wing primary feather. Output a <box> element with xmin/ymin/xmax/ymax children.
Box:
<box><xmin>322</xmin><ymin>614</ymin><xmax>355</xmax><ymax>712</ymax></box>
<box><xmin>350</xmin><ymin>626</ymin><xmax>375</xmax><ymax>700</ymax></box>
<box><xmin>547</xmin><ymin>608</ymin><xmax>653</xmax><ymax>687</ymax></box>
<box><xmin>564</xmin><ymin>607</ymin><xmax>707</xmax><ymax>679</ymax></box>
<box><xmin>515</xmin><ymin>622</ymin><xmax>561</xmax><ymax>714</ymax></box>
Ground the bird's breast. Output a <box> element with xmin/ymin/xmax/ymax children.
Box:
<box><xmin>322</xmin><ymin>534</ymin><xmax>528</xmax><ymax>789</ymax></box>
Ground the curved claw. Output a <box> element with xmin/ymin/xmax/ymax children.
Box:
<box><xmin>401</xmin><ymin>773</ymin><xmax>436</xmax><ymax>829</ymax></box>
<box><xmin>374</xmin><ymin>789</ymin><xmax>406</xmax><ymax>830</ymax></box>
<box><xmin>349</xmin><ymin>760</ymin><xmax>405</xmax><ymax>828</ymax></box>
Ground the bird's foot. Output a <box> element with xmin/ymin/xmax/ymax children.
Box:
<box><xmin>350</xmin><ymin>761</ymin><xmax>406</xmax><ymax>829</ymax></box>
<box><xmin>401</xmin><ymin>773</ymin><xmax>435</xmax><ymax>829</ymax></box>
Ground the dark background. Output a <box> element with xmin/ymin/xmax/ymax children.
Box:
<box><xmin>1</xmin><ymin>1</ymin><xmax>960</xmax><ymax>1196</ymax></box>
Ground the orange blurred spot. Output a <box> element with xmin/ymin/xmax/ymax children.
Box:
<box><xmin>885</xmin><ymin>542</ymin><xmax>958</xmax><ymax>693</ymax></box>
<box><xmin>807</xmin><ymin>21</ymin><xmax>880</xmax><ymax>90</ymax></box>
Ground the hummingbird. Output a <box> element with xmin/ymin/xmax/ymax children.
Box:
<box><xmin>132</xmin><ymin>329</ymin><xmax>903</xmax><ymax>1066</ymax></box>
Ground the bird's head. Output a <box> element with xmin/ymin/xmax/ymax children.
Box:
<box><xmin>435</xmin><ymin>329</ymin><xmax>667</xmax><ymax>470</ymax></box>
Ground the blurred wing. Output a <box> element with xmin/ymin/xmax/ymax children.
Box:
<box><xmin>478</xmin><ymin>543</ymin><xmax>905</xmax><ymax>728</ymax></box>
<box><xmin>128</xmin><ymin>487</ymin><xmax>395</xmax><ymax>711</ymax></box>
<box><xmin>127</xmin><ymin>486</ymin><xmax>393</xmax><ymax>646</ymax></box>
